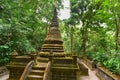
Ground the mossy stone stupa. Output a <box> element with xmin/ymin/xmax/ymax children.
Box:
<box><xmin>39</xmin><ymin>7</ymin><xmax>65</xmax><ymax>57</ymax></box>
<box><xmin>6</xmin><ymin>5</ymin><xmax>79</xmax><ymax>80</ymax></box>
<box><xmin>37</xmin><ymin>7</ymin><xmax>79</xmax><ymax>80</ymax></box>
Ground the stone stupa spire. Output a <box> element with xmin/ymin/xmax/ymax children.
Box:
<box><xmin>44</xmin><ymin>2</ymin><xmax>63</xmax><ymax>44</ymax></box>
<box><xmin>39</xmin><ymin>1</ymin><xmax>65</xmax><ymax>56</ymax></box>
<box><xmin>50</xmin><ymin>7</ymin><xmax>59</xmax><ymax>27</ymax></box>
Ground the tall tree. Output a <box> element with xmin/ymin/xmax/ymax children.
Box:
<box><xmin>0</xmin><ymin>0</ymin><xmax>55</xmax><ymax>54</ymax></box>
<box><xmin>67</xmin><ymin>0</ymin><xmax>104</xmax><ymax>54</ymax></box>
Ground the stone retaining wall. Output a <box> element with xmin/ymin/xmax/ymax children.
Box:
<box><xmin>82</xmin><ymin>57</ymin><xmax>120</xmax><ymax>80</ymax></box>
<box><xmin>96</xmin><ymin>66</ymin><xmax>120</xmax><ymax>80</ymax></box>
<box><xmin>82</xmin><ymin>57</ymin><xmax>95</xmax><ymax>70</ymax></box>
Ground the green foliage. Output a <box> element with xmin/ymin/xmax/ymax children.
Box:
<box><xmin>85</xmin><ymin>50</ymin><xmax>120</xmax><ymax>75</ymax></box>
<box><xmin>0</xmin><ymin>0</ymin><xmax>55</xmax><ymax>52</ymax></box>
<box><xmin>0</xmin><ymin>23</ymin><xmax>35</xmax><ymax>54</ymax></box>
<box><xmin>103</xmin><ymin>57</ymin><xmax>120</xmax><ymax>75</ymax></box>
<box><xmin>0</xmin><ymin>45</ymin><xmax>10</xmax><ymax>66</ymax></box>
<box><xmin>0</xmin><ymin>0</ymin><xmax>120</xmax><ymax>75</ymax></box>
<box><xmin>0</xmin><ymin>0</ymin><xmax>58</xmax><ymax>65</ymax></box>
<box><xmin>61</xmin><ymin>0</ymin><xmax>120</xmax><ymax>75</ymax></box>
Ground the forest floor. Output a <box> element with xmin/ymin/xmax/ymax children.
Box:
<box><xmin>77</xmin><ymin>61</ymin><xmax>100</xmax><ymax>80</ymax></box>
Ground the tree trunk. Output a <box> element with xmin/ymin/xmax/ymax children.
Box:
<box><xmin>115</xmin><ymin>17</ymin><xmax>120</xmax><ymax>50</ymax></box>
<box><xmin>70</xmin><ymin>26</ymin><xmax>73</xmax><ymax>55</ymax></box>
<box><xmin>81</xmin><ymin>23</ymin><xmax>87</xmax><ymax>54</ymax></box>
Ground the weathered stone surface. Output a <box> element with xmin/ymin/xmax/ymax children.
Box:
<box><xmin>81</xmin><ymin>57</ymin><xmax>120</xmax><ymax>80</ymax></box>
<box><xmin>96</xmin><ymin>66</ymin><xmax>120</xmax><ymax>80</ymax></box>
<box><xmin>0</xmin><ymin>66</ymin><xmax>9</xmax><ymax>80</ymax></box>
<box><xmin>7</xmin><ymin>65</ymin><xmax>25</xmax><ymax>80</ymax></box>
<box><xmin>51</xmin><ymin>56</ymin><xmax>79</xmax><ymax>80</ymax></box>
<box><xmin>38</xmin><ymin>7</ymin><xmax>64</xmax><ymax>58</ymax></box>
<box><xmin>77</xmin><ymin>58</ymin><xmax>88</xmax><ymax>75</ymax></box>
<box><xmin>6</xmin><ymin>54</ymin><xmax>33</xmax><ymax>80</ymax></box>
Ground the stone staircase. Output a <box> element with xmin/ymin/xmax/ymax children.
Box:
<box><xmin>27</xmin><ymin>65</ymin><xmax>45</xmax><ymax>80</ymax></box>
<box><xmin>26</xmin><ymin>57</ymin><xmax>48</xmax><ymax>80</ymax></box>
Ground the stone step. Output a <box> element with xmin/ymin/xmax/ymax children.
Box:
<box><xmin>33</xmin><ymin>62</ymin><xmax>47</xmax><ymax>69</ymax></box>
<box><xmin>42</xmin><ymin>44</ymin><xmax>63</xmax><ymax>47</ymax></box>
<box><xmin>52</xmin><ymin>64</ymin><xmax>76</xmax><ymax>67</ymax></box>
<box><xmin>42</xmin><ymin>46</ymin><xmax>63</xmax><ymax>49</ymax></box>
<box><xmin>52</xmin><ymin>57</ymin><xmax>73</xmax><ymax>64</ymax></box>
<box><xmin>39</xmin><ymin>52</ymin><xmax>65</xmax><ymax>54</ymax></box>
<box><xmin>26</xmin><ymin>62</ymin><xmax>47</xmax><ymax>80</ymax></box>
<box><xmin>27</xmin><ymin>75</ymin><xmax>43</xmax><ymax>80</ymax></box>
<box><xmin>12</xmin><ymin>56</ymin><xmax>31</xmax><ymax>63</ymax></box>
<box><xmin>38</xmin><ymin>52</ymin><xmax>66</xmax><ymax>57</ymax></box>
<box><xmin>41</xmin><ymin>48</ymin><xmax>63</xmax><ymax>51</ymax></box>
<box><xmin>41</xmin><ymin>49</ymin><xmax>64</xmax><ymax>52</ymax></box>
<box><xmin>37</xmin><ymin>57</ymin><xmax>49</xmax><ymax>63</ymax></box>
<box><xmin>51</xmin><ymin>66</ymin><xmax>79</xmax><ymax>70</ymax></box>
<box><xmin>8</xmin><ymin>62</ymin><xmax>27</xmax><ymax>66</ymax></box>
<box><xmin>29</xmin><ymin>69</ymin><xmax>44</xmax><ymax>75</ymax></box>
<box><xmin>32</xmin><ymin>66</ymin><xmax>45</xmax><ymax>70</ymax></box>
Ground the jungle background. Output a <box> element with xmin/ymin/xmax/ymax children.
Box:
<box><xmin>0</xmin><ymin>0</ymin><xmax>120</xmax><ymax>75</ymax></box>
